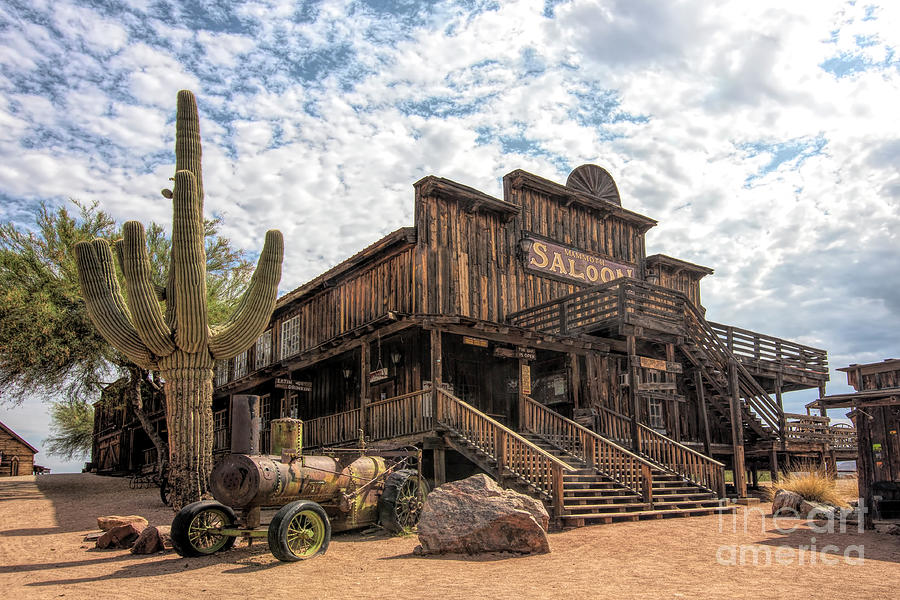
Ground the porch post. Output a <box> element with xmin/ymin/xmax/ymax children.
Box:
<box><xmin>728</xmin><ymin>362</ymin><xmax>748</xmax><ymax>497</ymax></box>
<box><xmin>430</xmin><ymin>328</ymin><xmax>442</xmax><ymax>421</ymax></box>
<box><xmin>627</xmin><ymin>335</ymin><xmax>640</xmax><ymax>452</ymax></box>
<box><xmin>360</xmin><ymin>341</ymin><xmax>370</xmax><ymax>440</ymax></box>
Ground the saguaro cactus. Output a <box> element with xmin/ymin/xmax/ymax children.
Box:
<box><xmin>74</xmin><ymin>90</ymin><xmax>283</xmax><ymax>508</ymax></box>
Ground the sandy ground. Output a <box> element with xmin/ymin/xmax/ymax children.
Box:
<box><xmin>1</xmin><ymin>474</ymin><xmax>898</xmax><ymax>600</ymax></box>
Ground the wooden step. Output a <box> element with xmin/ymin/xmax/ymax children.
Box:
<box><xmin>561</xmin><ymin>505</ymin><xmax>737</xmax><ymax>523</ymax></box>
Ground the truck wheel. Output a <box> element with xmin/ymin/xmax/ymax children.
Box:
<box><xmin>268</xmin><ymin>500</ymin><xmax>331</xmax><ymax>562</ymax></box>
<box><xmin>379</xmin><ymin>469</ymin><xmax>429</xmax><ymax>533</ymax></box>
<box><xmin>171</xmin><ymin>501</ymin><xmax>237</xmax><ymax>557</ymax></box>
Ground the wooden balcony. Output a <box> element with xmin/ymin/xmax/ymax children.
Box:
<box><xmin>506</xmin><ymin>279</ymin><xmax>828</xmax><ymax>388</ymax></box>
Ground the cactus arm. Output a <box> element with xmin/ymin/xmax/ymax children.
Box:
<box><xmin>120</xmin><ymin>221</ymin><xmax>177</xmax><ymax>357</ymax></box>
<box><xmin>171</xmin><ymin>170</ymin><xmax>208</xmax><ymax>353</ymax></box>
<box><xmin>209</xmin><ymin>229</ymin><xmax>283</xmax><ymax>359</ymax></box>
<box><xmin>175</xmin><ymin>90</ymin><xmax>203</xmax><ymax>211</ymax></box>
<box><xmin>74</xmin><ymin>239</ymin><xmax>155</xmax><ymax>369</ymax></box>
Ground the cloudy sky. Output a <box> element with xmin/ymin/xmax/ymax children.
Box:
<box><xmin>1</xmin><ymin>0</ymin><xmax>897</xmax><ymax>471</ymax></box>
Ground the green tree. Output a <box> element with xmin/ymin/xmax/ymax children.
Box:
<box><xmin>0</xmin><ymin>200</ymin><xmax>255</xmax><ymax>476</ymax></box>
<box><xmin>44</xmin><ymin>399</ymin><xmax>94</xmax><ymax>461</ymax></box>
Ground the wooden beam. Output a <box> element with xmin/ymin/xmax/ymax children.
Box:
<box><xmin>818</xmin><ymin>383</ymin><xmax>828</xmax><ymax>418</ymax></box>
<box><xmin>729</xmin><ymin>363</ymin><xmax>748</xmax><ymax>498</ymax></box>
<box><xmin>360</xmin><ymin>340</ymin><xmax>369</xmax><ymax>439</ymax></box>
<box><xmin>433</xmin><ymin>447</ymin><xmax>446</xmax><ymax>487</ymax></box>
<box><xmin>430</xmin><ymin>328</ymin><xmax>442</xmax><ymax>419</ymax></box>
<box><xmin>569</xmin><ymin>353</ymin><xmax>581</xmax><ymax>410</ymax></box>
<box><xmin>696</xmin><ymin>371</ymin><xmax>712</xmax><ymax>457</ymax></box>
<box><xmin>627</xmin><ymin>335</ymin><xmax>640</xmax><ymax>452</ymax></box>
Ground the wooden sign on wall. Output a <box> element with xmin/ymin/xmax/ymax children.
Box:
<box><xmin>522</xmin><ymin>235</ymin><xmax>636</xmax><ymax>286</ymax></box>
<box><xmin>521</xmin><ymin>364</ymin><xmax>532</xmax><ymax>395</ymax></box>
<box><xmin>275</xmin><ymin>378</ymin><xmax>312</xmax><ymax>392</ymax></box>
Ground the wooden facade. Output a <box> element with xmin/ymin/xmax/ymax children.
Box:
<box><xmin>97</xmin><ymin>164</ymin><xmax>852</xmax><ymax>524</ymax></box>
<box><xmin>0</xmin><ymin>421</ymin><xmax>38</xmax><ymax>477</ymax></box>
<box><xmin>812</xmin><ymin>359</ymin><xmax>900</xmax><ymax>528</ymax></box>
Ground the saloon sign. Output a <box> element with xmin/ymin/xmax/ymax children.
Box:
<box><xmin>523</xmin><ymin>236</ymin><xmax>636</xmax><ymax>285</ymax></box>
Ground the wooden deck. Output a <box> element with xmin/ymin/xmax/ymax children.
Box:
<box><xmin>506</xmin><ymin>278</ymin><xmax>829</xmax><ymax>389</ymax></box>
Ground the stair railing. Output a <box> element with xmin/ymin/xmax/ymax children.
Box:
<box><xmin>520</xmin><ymin>396</ymin><xmax>653</xmax><ymax>503</ymax></box>
<box><xmin>683</xmin><ymin>302</ymin><xmax>784</xmax><ymax>437</ymax></box>
<box><xmin>435</xmin><ymin>388</ymin><xmax>574</xmax><ymax>515</ymax></box>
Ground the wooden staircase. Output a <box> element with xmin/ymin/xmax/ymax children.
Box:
<box><xmin>519</xmin><ymin>432</ymin><xmax>729</xmax><ymax>525</ymax></box>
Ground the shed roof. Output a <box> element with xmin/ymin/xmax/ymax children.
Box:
<box><xmin>0</xmin><ymin>421</ymin><xmax>38</xmax><ymax>454</ymax></box>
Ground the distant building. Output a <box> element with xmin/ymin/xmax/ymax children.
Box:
<box><xmin>0</xmin><ymin>421</ymin><xmax>38</xmax><ymax>477</ymax></box>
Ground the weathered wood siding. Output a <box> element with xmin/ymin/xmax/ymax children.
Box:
<box><xmin>271</xmin><ymin>245</ymin><xmax>416</xmax><ymax>363</ymax></box>
<box><xmin>414</xmin><ymin>181</ymin><xmax>647</xmax><ymax>321</ymax></box>
<box><xmin>656</xmin><ymin>267</ymin><xmax>703</xmax><ymax>308</ymax></box>
<box><xmin>0</xmin><ymin>427</ymin><xmax>35</xmax><ymax>476</ymax></box>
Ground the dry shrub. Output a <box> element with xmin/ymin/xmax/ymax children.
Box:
<box><xmin>767</xmin><ymin>462</ymin><xmax>849</xmax><ymax>507</ymax></box>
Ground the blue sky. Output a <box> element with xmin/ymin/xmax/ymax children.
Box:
<box><xmin>1</xmin><ymin>0</ymin><xmax>898</xmax><ymax>471</ymax></box>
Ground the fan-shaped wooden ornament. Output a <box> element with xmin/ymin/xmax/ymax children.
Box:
<box><xmin>565</xmin><ymin>164</ymin><xmax>621</xmax><ymax>206</ymax></box>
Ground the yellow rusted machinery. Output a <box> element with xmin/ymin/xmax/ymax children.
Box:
<box><xmin>171</xmin><ymin>395</ymin><xmax>426</xmax><ymax>561</ymax></box>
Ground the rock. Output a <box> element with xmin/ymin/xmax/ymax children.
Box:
<box><xmin>800</xmin><ymin>499</ymin><xmax>837</xmax><ymax>519</ymax></box>
<box><xmin>96</xmin><ymin>522</ymin><xmax>146</xmax><ymax>549</ymax></box>
<box><xmin>416</xmin><ymin>474</ymin><xmax>550</xmax><ymax>555</ymax></box>
<box><xmin>97</xmin><ymin>515</ymin><xmax>148</xmax><ymax>531</ymax></box>
<box><xmin>131</xmin><ymin>526</ymin><xmax>166</xmax><ymax>554</ymax></box>
<box><xmin>883</xmin><ymin>524</ymin><xmax>900</xmax><ymax>536</ymax></box>
<box><xmin>771</xmin><ymin>489</ymin><xmax>803</xmax><ymax>516</ymax></box>
<box><xmin>156</xmin><ymin>525</ymin><xmax>173</xmax><ymax>549</ymax></box>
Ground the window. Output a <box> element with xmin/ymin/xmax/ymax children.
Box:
<box><xmin>234</xmin><ymin>351</ymin><xmax>248</xmax><ymax>379</ymax></box>
<box><xmin>280</xmin><ymin>316</ymin><xmax>301</xmax><ymax>359</ymax></box>
<box><xmin>648</xmin><ymin>398</ymin><xmax>665</xmax><ymax>429</ymax></box>
<box><xmin>255</xmin><ymin>329</ymin><xmax>273</xmax><ymax>369</ymax></box>
<box><xmin>215</xmin><ymin>360</ymin><xmax>229</xmax><ymax>387</ymax></box>
<box><xmin>213</xmin><ymin>409</ymin><xmax>228</xmax><ymax>451</ymax></box>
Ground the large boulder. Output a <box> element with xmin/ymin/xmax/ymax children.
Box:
<box><xmin>771</xmin><ymin>489</ymin><xmax>803</xmax><ymax>517</ymax></box>
<box><xmin>97</xmin><ymin>515</ymin><xmax>148</xmax><ymax>531</ymax></box>
<box><xmin>96</xmin><ymin>522</ymin><xmax>146</xmax><ymax>549</ymax></box>
<box><xmin>416</xmin><ymin>474</ymin><xmax>550</xmax><ymax>555</ymax></box>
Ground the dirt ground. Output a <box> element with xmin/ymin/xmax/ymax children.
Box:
<box><xmin>1</xmin><ymin>474</ymin><xmax>897</xmax><ymax>600</ymax></box>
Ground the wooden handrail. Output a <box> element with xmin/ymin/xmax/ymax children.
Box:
<box><xmin>520</xmin><ymin>395</ymin><xmax>654</xmax><ymax>499</ymax></box>
<box><xmin>435</xmin><ymin>389</ymin><xmax>573</xmax><ymax>517</ymax></box>
<box><xmin>558</xmin><ymin>398</ymin><xmax>725</xmax><ymax>496</ymax></box>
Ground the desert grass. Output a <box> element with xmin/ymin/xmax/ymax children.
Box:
<box><xmin>765</xmin><ymin>462</ymin><xmax>850</xmax><ymax>507</ymax></box>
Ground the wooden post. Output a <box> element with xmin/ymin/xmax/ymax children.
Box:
<box><xmin>430</xmin><ymin>328</ymin><xmax>442</xmax><ymax>421</ymax></box>
<box><xmin>728</xmin><ymin>363</ymin><xmax>748</xmax><ymax>498</ymax></box>
<box><xmin>360</xmin><ymin>341</ymin><xmax>370</xmax><ymax>439</ymax></box>
<box><xmin>641</xmin><ymin>463</ymin><xmax>653</xmax><ymax>508</ymax></box>
<box><xmin>569</xmin><ymin>353</ymin><xmax>581</xmax><ymax>410</ymax></box>
<box><xmin>750</xmin><ymin>465</ymin><xmax>759</xmax><ymax>489</ymax></box>
<box><xmin>775</xmin><ymin>372</ymin><xmax>786</xmax><ymax>439</ymax></box>
<box><xmin>696</xmin><ymin>371</ymin><xmax>712</xmax><ymax>457</ymax></box>
<box><xmin>433</xmin><ymin>447</ymin><xmax>446</xmax><ymax>487</ymax></box>
<box><xmin>818</xmin><ymin>383</ymin><xmax>828</xmax><ymax>418</ymax></box>
<box><xmin>519</xmin><ymin>357</ymin><xmax>531</xmax><ymax>430</ymax></box>
<box><xmin>553</xmin><ymin>466</ymin><xmax>566</xmax><ymax>518</ymax></box>
<box><xmin>627</xmin><ymin>335</ymin><xmax>640</xmax><ymax>452</ymax></box>
<box><xmin>769</xmin><ymin>445</ymin><xmax>780</xmax><ymax>483</ymax></box>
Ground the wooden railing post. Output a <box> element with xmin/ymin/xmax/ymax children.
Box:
<box><xmin>360</xmin><ymin>340</ymin><xmax>369</xmax><ymax>440</ymax></box>
<box><xmin>641</xmin><ymin>463</ymin><xmax>653</xmax><ymax>508</ymax></box>
<box><xmin>553</xmin><ymin>465</ymin><xmax>565</xmax><ymax>517</ymax></box>
<box><xmin>430</xmin><ymin>328</ymin><xmax>442</xmax><ymax>422</ymax></box>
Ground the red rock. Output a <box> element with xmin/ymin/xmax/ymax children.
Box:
<box><xmin>417</xmin><ymin>474</ymin><xmax>550</xmax><ymax>555</ymax></box>
<box><xmin>96</xmin><ymin>522</ymin><xmax>146</xmax><ymax>549</ymax></box>
<box><xmin>97</xmin><ymin>515</ymin><xmax>148</xmax><ymax>531</ymax></box>
<box><xmin>131</xmin><ymin>526</ymin><xmax>164</xmax><ymax>554</ymax></box>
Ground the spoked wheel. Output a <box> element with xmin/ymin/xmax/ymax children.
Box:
<box><xmin>171</xmin><ymin>501</ymin><xmax>237</xmax><ymax>557</ymax></box>
<box><xmin>268</xmin><ymin>501</ymin><xmax>331</xmax><ymax>562</ymax></box>
<box><xmin>379</xmin><ymin>469</ymin><xmax>428</xmax><ymax>533</ymax></box>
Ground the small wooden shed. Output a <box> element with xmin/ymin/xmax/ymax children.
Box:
<box><xmin>811</xmin><ymin>359</ymin><xmax>900</xmax><ymax>528</ymax></box>
<box><xmin>0</xmin><ymin>421</ymin><xmax>38</xmax><ymax>477</ymax></box>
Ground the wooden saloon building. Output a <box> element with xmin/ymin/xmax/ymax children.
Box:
<box><xmin>95</xmin><ymin>164</ymin><xmax>856</xmax><ymax>526</ymax></box>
